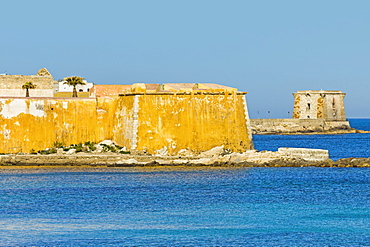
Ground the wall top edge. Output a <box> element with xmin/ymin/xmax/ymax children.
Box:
<box><xmin>293</xmin><ymin>90</ymin><xmax>345</xmax><ymax>95</ymax></box>
<box><xmin>118</xmin><ymin>91</ymin><xmax>247</xmax><ymax>96</ymax></box>
<box><xmin>0</xmin><ymin>97</ymin><xmax>96</xmax><ymax>100</ymax></box>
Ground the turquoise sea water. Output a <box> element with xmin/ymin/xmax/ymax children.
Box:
<box><xmin>254</xmin><ymin>119</ymin><xmax>370</xmax><ymax>161</ymax></box>
<box><xmin>1</xmin><ymin>119</ymin><xmax>370</xmax><ymax>246</ymax></box>
<box><xmin>1</xmin><ymin>167</ymin><xmax>369</xmax><ymax>246</ymax></box>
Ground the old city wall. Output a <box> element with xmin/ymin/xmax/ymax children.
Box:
<box><xmin>0</xmin><ymin>94</ymin><xmax>253</xmax><ymax>154</ymax></box>
<box><xmin>112</xmin><ymin>93</ymin><xmax>253</xmax><ymax>155</ymax></box>
<box><xmin>0</xmin><ymin>75</ymin><xmax>55</xmax><ymax>97</ymax></box>
<box><xmin>0</xmin><ymin>98</ymin><xmax>100</xmax><ymax>153</ymax></box>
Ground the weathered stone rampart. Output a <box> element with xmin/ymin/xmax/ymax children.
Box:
<box><xmin>0</xmin><ymin>91</ymin><xmax>252</xmax><ymax>154</ymax></box>
<box><xmin>0</xmin><ymin>98</ymin><xmax>100</xmax><ymax>153</ymax></box>
<box><xmin>113</xmin><ymin>92</ymin><xmax>253</xmax><ymax>154</ymax></box>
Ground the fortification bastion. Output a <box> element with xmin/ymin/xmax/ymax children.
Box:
<box><xmin>0</xmin><ymin>76</ymin><xmax>253</xmax><ymax>154</ymax></box>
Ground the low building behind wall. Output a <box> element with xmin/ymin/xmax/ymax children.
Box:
<box><xmin>0</xmin><ymin>68</ymin><xmax>55</xmax><ymax>97</ymax></box>
<box><xmin>54</xmin><ymin>80</ymin><xmax>94</xmax><ymax>95</ymax></box>
<box><xmin>0</xmin><ymin>83</ymin><xmax>253</xmax><ymax>154</ymax></box>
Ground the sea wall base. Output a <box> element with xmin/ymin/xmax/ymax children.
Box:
<box><xmin>250</xmin><ymin>119</ymin><xmax>353</xmax><ymax>135</ymax></box>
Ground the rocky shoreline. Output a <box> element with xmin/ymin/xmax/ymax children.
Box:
<box><xmin>249</xmin><ymin>118</ymin><xmax>370</xmax><ymax>135</ymax></box>
<box><xmin>1</xmin><ymin>148</ymin><xmax>369</xmax><ymax>168</ymax></box>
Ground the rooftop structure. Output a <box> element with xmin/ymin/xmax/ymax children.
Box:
<box><xmin>0</xmin><ymin>68</ymin><xmax>55</xmax><ymax>97</ymax></box>
<box><xmin>54</xmin><ymin>79</ymin><xmax>94</xmax><ymax>98</ymax></box>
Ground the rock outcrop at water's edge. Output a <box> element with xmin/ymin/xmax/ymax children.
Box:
<box><xmin>332</xmin><ymin>158</ymin><xmax>370</xmax><ymax>167</ymax></box>
<box><xmin>250</xmin><ymin>119</ymin><xmax>370</xmax><ymax>135</ymax></box>
<box><xmin>0</xmin><ymin>146</ymin><xmax>368</xmax><ymax>168</ymax></box>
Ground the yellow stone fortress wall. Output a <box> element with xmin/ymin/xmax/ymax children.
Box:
<box><xmin>0</xmin><ymin>83</ymin><xmax>253</xmax><ymax>154</ymax></box>
<box><xmin>0</xmin><ymin>98</ymin><xmax>99</xmax><ymax>153</ymax></box>
<box><xmin>112</xmin><ymin>92</ymin><xmax>253</xmax><ymax>154</ymax></box>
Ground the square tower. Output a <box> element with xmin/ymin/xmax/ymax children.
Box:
<box><xmin>292</xmin><ymin>90</ymin><xmax>346</xmax><ymax>121</ymax></box>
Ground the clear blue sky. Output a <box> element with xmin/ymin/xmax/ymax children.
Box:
<box><xmin>1</xmin><ymin>0</ymin><xmax>369</xmax><ymax>118</ymax></box>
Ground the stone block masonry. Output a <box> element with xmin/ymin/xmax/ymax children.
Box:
<box><xmin>0</xmin><ymin>68</ymin><xmax>55</xmax><ymax>97</ymax></box>
<box><xmin>0</xmin><ymin>98</ymin><xmax>100</xmax><ymax>153</ymax></box>
<box><xmin>278</xmin><ymin>147</ymin><xmax>329</xmax><ymax>162</ymax></box>
<box><xmin>113</xmin><ymin>92</ymin><xmax>253</xmax><ymax>154</ymax></box>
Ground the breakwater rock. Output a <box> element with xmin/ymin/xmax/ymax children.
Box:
<box><xmin>333</xmin><ymin>158</ymin><xmax>370</xmax><ymax>167</ymax></box>
<box><xmin>250</xmin><ymin>119</ymin><xmax>370</xmax><ymax>135</ymax></box>
<box><xmin>1</xmin><ymin>147</ymin><xmax>368</xmax><ymax>168</ymax></box>
<box><xmin>0</xmin><ymin>147</ymin><xmax>346</xmax><ymax>167</ymax></box>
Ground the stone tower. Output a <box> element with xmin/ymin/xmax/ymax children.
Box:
<box><xmin>292</xmin><ymin>90</ymin><xmax>346</xmax><ymax>121</ymax></box>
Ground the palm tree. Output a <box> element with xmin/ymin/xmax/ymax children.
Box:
<box><xmin>22</xmin><ymin>81</ymin><xmax>36</xmax><ymax>97</ymax></box>
<box><xmin>64</xmin><ymin>76</ymin><xmax>86</xmax><ymax>97</ymax></box>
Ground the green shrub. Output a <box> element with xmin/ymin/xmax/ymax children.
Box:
<box><xmin>38</xmin><ymin>148</ymin><xmax>57</xmax><ymax>155</ymax></box>
<box><xmin>100</xmin><ymin>144</ymin><xmax>117</xmax><ymax>152</ymax></box>
<box><xmin>53</xmin><ymin>142</ymin><xmax>64</xmax><ymax>148</ymax></box>
<box><xmin>85</xmin><ymin>141</ymin><xmax>96</xmax><ymax>151</ymax></box>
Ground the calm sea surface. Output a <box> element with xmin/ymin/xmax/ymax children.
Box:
<box><xmin>254</xmin><ymin>119</ymin><xmax>370</xmax><ymax>161</ymax></box>
<box><xmin>1</xmin><ymin>119</ymin><xmax>369</xmax><ymax>246</ymax></box>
